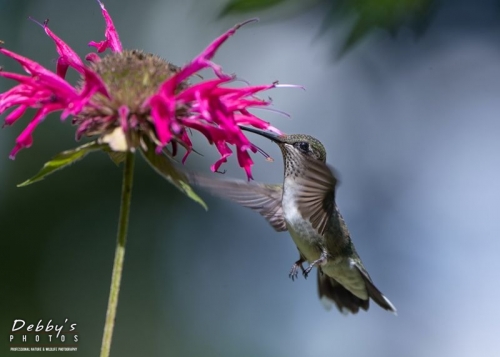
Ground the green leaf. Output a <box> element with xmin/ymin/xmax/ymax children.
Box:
<box><xmin>17</xmin><ymin>141</ymin><xmax>105</xmax><ymax>187</ymax></box>
<box><xmin>107</xmin><ymin>151</ymin><xmax>127</xmax><ymax>166</ymax></box>
<box><xmin>220</xmin><ymin>0</ymin><xmax>286</xmax><ymax>16</ymax></box>
<box><xmin>140</xmin><ymin>143</ymin><xmax>207</xmax><ymax>210</ymax></box>
<box><xmin>220</xmin><ymin>0</ymin><xmax>435</xmax><ymax>57</ymax></box>
<box><xmin>333</xmin><ymin>0</ymin><xmax>436</xmax><ymax>56</ymax></box>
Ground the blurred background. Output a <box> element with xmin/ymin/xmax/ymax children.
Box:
<box><xmin>1</xmin><ymin>0</ymin><xmax>500</xmax><ymax>356</ymax></box>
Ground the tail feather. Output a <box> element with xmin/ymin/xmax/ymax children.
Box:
<box><xmin>354</xmin><ymin>264</ymin><xmax>397</xmax><ymax>314</ymax></box>
<box><xmin>317</xmin><ymin>267</ymin><xmax>397</xmax><ymax>314</ymax></box>
<box><xmin>317</xmin><ymin>269</ymin><xmax>369</xmax><ymax>314</ymax></box>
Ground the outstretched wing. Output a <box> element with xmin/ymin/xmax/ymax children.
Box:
<box><xmin>187</xmin><ymin>173</ymin><xmax>287</xmax><ymax>232</ymax></box>
<box><xmin>294</xmin><ymin>158</ymin><xmax>338</xmax><ymax>236</ymax></box>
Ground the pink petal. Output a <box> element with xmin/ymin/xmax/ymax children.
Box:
<box><xmin>9</xmin><ymin>105</ymin><xmax>56</xmax><ymax>159</ymax></box>
<box><xmin>85</xmin><ymin>53</ymin><xmax>101</xmax><ymax>63</ymax></box>
<box><xmin>181</xmin><ymin>119</ymin><xmax>217</xmax><ymax>143</ymax></box>
<box><xmin>164</xmin><ymin>20</ymin><xmax>255</xmax><ymax>88</ymax></box>
<box><xmin>236</xmin><ymin>148</ymin><xmax>254</xmax><ymax>180</ymax></box>
<box><xmin>176</xmin><ymin>77</ymin><xmax>231</xmax><ymax>103</ymax></box>
<box><xmin>149</xmin><ymin>94</ymin><xmax>174</xmax><ymax>145</ymax></box>
<box><xmin>56</xmin><ymin>57</ymin><xmax>70</xmax><ymax>78</ymax></box>
<box><xmin>0</xmin><ymin>48</ymin><xmax>77</xmax><ymax>98</ymax></box>
<box><xmin>201</xmin><ymin>19</ymin><xmax>257</xmax><ymax>63</ymax></box>
<box><xmin>43</xmin><ymin>22</ymin><xmax>85</xmax><ymax>74</ymax></box>
<box><xmin>212</xmin><ymin>83</ymin><xmax>275</xmax><ymax>99</ymax></box>
<box><xmin>118</xmin><ymin>105</ymin><xmax>129</xmax><ymax>132</ymax></box>
<box><xmin>211</xmin><ymin>142</ymin><xmax>232</xmax><ymax>173</ymax></box>
<box><xmin>178</xmin><ymin>131</ymin><xmax>193</xmax><ymax>164</ymax></box>
<box><xmin>88</xmin><ymin>0</ymin><xmax>123</xmax><ymax>53</ymax></box>
<box><xmin>87</xmin><ymin>40</ymin><xmax>108</xmax><ymax>53</ymax></box>
<box><xmin>4</xmin><ymin>105</ymin><xmax>27</xmax><ymax>126</ymax></box>
<box><xmin>62</xmin><ymin>69</ymin><xmax>109</xmax><ymax>119</ymax></box>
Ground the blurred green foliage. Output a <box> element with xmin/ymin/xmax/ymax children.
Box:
<box><xmin>220</xmin><ymin>0</ymin><xmax>436</xmax><ymax>56</ymax></box>
<box><xmin>220</xmin><ymin>0</ymin><xmax>288</xmax><ymax>16</ymax></box>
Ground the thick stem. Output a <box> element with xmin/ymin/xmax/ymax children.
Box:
<box><xmin>100</xmin><ymin>152</ymin><xmax>135</xmax><ymax>357</ymax></box>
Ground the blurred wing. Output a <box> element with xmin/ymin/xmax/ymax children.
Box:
<box><xmin>187</xmin><ymin>173</ymin><xmax>287</xmax><ymax>232</ymax></box>
<box><xmin>294</xmin><ymin>159</ymin><xmax>338</xmax><ymax>236</ymax></box>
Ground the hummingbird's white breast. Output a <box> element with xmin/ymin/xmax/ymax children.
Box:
<box><xmin>282</xmin><ymin>178</ymin><xmax>324</xmax><ymax>262</ymax></box>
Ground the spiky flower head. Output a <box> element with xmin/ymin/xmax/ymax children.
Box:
<box><xmin>0</xmin><ymin>1</ymin><xmax>288</xmax><ymax>180</ymax></box>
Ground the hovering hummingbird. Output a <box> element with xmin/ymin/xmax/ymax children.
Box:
<box><xmin>188</xmin><ymin>127</ymin><xmax>396</xmax><ymax>314</ymax></box>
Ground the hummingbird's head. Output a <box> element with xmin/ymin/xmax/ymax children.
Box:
<box><xmin>276</xmin><ymin>134</ymin><xmax>327</xmax><ymax>163</ymax></box>
<box><xmin>241</xmin><ymin>127</ymin><xmax>327</xmax><ymax>177</ymax></box>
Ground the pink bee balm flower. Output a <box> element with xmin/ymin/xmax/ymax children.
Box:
<box><xmin>0</xmin><ymin>1</ymin><xmax>286</xmax><ymax>179</ymax></box>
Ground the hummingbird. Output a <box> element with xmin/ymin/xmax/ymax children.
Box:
<box><xmin>188</xmin><ymin>127</ymin><xmax>396</xmax><ymax>314</ymax></box>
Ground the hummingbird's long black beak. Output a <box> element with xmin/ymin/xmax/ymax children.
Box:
<box><xmin>240</xmin><ymin>126</ymin><xmax>284</xmax><ymax>143</ymax></box>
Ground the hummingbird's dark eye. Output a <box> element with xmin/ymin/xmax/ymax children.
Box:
<box><xmin>296</xmin><ymin>142</ymin><xmax>310</xmax><ymax>153</ymax></box>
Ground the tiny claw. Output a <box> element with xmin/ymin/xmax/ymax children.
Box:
<box><xmin>302</xmin><ymin>265</ymin><xmax>313</xmax><ymax>279</ymax></box>
<box><xmin>289</xmin><ymin>258</ymin><xmax>306</xmax><ymax>281</ymax></box>
<box><xmin>303</xmin><ymin>252</ymin><xmax>328</xmax><ymax>279</ymax></box>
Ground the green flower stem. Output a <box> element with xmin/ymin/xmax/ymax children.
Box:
<box><xmin>100</xmin><ymin>152</ymin><xmax>135</xmax><ymax>357</ymax></box>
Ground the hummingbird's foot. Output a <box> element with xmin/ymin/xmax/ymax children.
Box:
<box><xmin>302</xmin><ymin>252</ymin><xmax>328</xmax><ymax>279</ymax></box>
<box><xmin>302</xmin><ymin>266</ymin><xmax>313</xmax><ymax>279</ymax></box>
<box><xmin>289</xmin><ymin>258</ymin><xmax>306</xmax><ymax>281</ymax></box>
